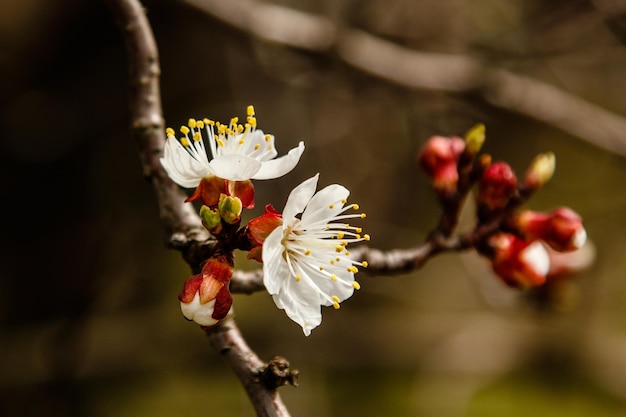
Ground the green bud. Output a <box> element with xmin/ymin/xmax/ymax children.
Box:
<box><xmin>524</xmin><ymin>152</ymin><xmax>556</xmax><ymax>189</ymax></box>
<box><xmin>218</xmin><ymin>195</ymin><xmax>243</xmax><ymax>224</ymax></box>
<box><xmin>200</xmin><ymin>205</ymin><xmax>222</xmax><ymax>230</ymax></box>
<box><xmin>464</xmin><ymin>123</ymin><xmax>485</xmax><ymax>155</ymax></box>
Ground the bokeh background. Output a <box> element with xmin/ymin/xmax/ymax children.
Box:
<box><xmin>2</xmin><ymin>0</ymin><xmax>626</xmax><ymax>416</ymax></box>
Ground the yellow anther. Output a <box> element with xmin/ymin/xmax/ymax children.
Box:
<box><xmin>264</xmin><ymin>134</ymin><xmax>272</xmax><ymax>142</ymax></box>
<box><xmin>218</xmin><ymin>125</ymin><xmax>227</xmax><ymax>134</ymax></box>
<box><xmin>180</xmin><ymin>137</ymin><xmax>190</xmax><ymax>147</ymax></box>
<box><xmin>330</xmin><ymin>274</ymin><xmax>337</xmax><ymax>281</ymax></box>
<box><xmin>247</xmin><ymin>105</ymin><xmax>255</xmax><ymax>116</ymax></box>
<box><xmin>204</xmin><ymin>118</ymin><xmax>215</xmax><ymax>126</ymax></box>
<box><xmin>180</xmin><ymin>126</ymin><xmax>190</xmax><ymax>135</ymax></box>
<box><xmin>336</xmin><ymin>257</ymin><xmax>341</xmax><ymax>262</ymax></box>
<box><xmin>217</xmin><ymin>139</ymin><xmax>225</xmax><ymax>147</ymax></box>
<box><xmin>237</xmin><ymin>125</ymin><xmax>244</xmax><ymax>133</ymax></box>
<box><xmin>188</xmin><ymin>118</ymin><xmax>197</xmax><ymax>128</ymax></box>
<box><xmin>347</xmin><ymin>266</ymin><xmax>358</xmax><ymax>273</ymax></box>
<box><xmin>230</xmin><ymin>117</ymin><xmax>239</xmax><ymax>125</ymax></box>
<box><xmin>364</xmin><ymin>234</ymin><xmax>370</xmax><ymax>241</ymax></box>
<box><xmin>254</xmin><ymin>144</ymin><xmax>260</xmax><ymax>150</ymax></box>
<box><xmin>335</xmin><ymin>245</ymin><xmax>344</xmax><ymax>253</ymax></box>
<box><xmin>295</xmin><ymin>274</ymin><xmax>301</xmax><ymax>282</ymax></box>
<box><xmin>329</xmin><ymin>204</ymin><xmax>335</xmax><ymax>209</ymax></box>
<box><xmin>319</xmin><ymin>266</ymin><xmax>324</xmax><ymax>271</ymax></box>
<box><xmin>238</xmin><ymin>139</ymin><xmax>245</xmax><ymax>145</ymax></box>
<box><xmin>361</xmin><ymin>213</ymin><xmax>367</xmax><ymax>218</ymax></box>
<box><xmin>196</xmin><ymin>120</ymin><xmax>205</xmax><ymax>129</ymax></box>
<box><xmin>268</xmin><ymin>145</ymin><xmax>274</xmax><ymax>151</ymax></box>
<box><xmin>304</xmin><ymin>249</ymin><xmax>311</xmax><ymax>256</ymax></box>
<box><xmin>352</xmin><ymin>281</ymin><xmax>361</xmax><ymax>290</ymax></box>
<box><xmin>193</xmin><ymin>132</ymin><xmax>202</xmax><ymax>141</ymax></box>
<box><xmin>330</xmin><ymin>260</ymin><xmax>335</xmax><ymax>265</ymax></box>
<box><xmin>331</xmin><ymin>295</ymin><xmax>341</xmax><ymax>303</ymax></box>
<box><xmin>345</xmin><ymin>251</ymin><xmax>350</xmax><ymax>256</ymax></box>
<box><xmin>355</xmin><ymin>227</ymin><xmax>362</xmax><ymax>233</ymax></box>
<box><xmin>165</xmin><ymin>127</ymin><xmax>175</xmax><ymax>136</ymax></box>
<box><xmin>341</xmin><ymin>241</ymin><xmax>348</xmax><ymax>246</ymax></box>
<box><xmin>355</xmin><ymin>234</ymin><xmax>361</xmax><ymax>239</ymax></box>
<box><xmin>361</xmin><ymin>261</ymin><xmax>368</xmax><ymax>268</ymax></box>
<box><xmin>333</xmin><ymin>302</ymin><xmax>340</xmax><ymax>310</ymax></box>
<box><xmin>341</xmin><ymin>199</ymin><xmax>347</xmax><ymax>204</ymax></box>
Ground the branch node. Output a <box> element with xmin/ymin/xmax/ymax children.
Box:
<box><xmin>256</xmin><ymin>356</ymin><xmax>299</xmax><ymax>389</ymax></box>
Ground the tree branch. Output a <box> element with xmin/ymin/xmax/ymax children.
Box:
<box><xmin>105</xmin><ymin>1</ymin><xmax>291</xmax><ymax>415</ymax></box>
<box><xmin>183</xmin><ymin>0</ymin><xmax>626</xmax><ymax>158</ymax></box>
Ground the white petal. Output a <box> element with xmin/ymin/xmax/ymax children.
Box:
<box><xmin>520</xmin><ymin>241</ymin><xmax>550</xmax><ymax>277</ymax></box>
<box><xmin>245</xmin><ymin>130</ymin><xmax>278</xmax><ymax>161</ymax></box>
<box><xmin>252</xmin><ymin>141</ymin><xmax>305</xmax><ymax>180</ymax></box>
<box><xmin>573</xmin><ymin>227</ymin><xmax>587</xmax><ymax>249</ymax></box>
<box><xmin>208</xmin><ymin>154</ymin><xmax>263</xmax><ymax>181</ymax></box>
<box><xmin>180</xmin><ymin>293</ymin><xmax>218</xmax><ymax>326</ymax></box>
<box><xmin>282</xmin><ymin>174</ymin><xmax>319</xmax><ymax>221</ymax></box>
<box><xmin>262</xmin><ymin>227</ymin><xmax>289</xmax><ymax>295</ymax></box>
<box><xmin>272</xmin><ymin>278</ymin><xmax>323</xmax><ymax>336</ymax></box>
<box><xmin>300</xmin><ymin>184</ymin><xmax>350</xmax><ymax>227</ymax></box>
<box><xmin>160</xmin><ymin>137</ymin><xmax>211</xmax><ymax>188</ymax></box>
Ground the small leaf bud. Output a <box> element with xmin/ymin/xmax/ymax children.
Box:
<box><xmin>524</xmin><ymin>152</ymin><xmax>555</xmax><ymax>190</ymax></box>
<box><xmin>464</xmin><ymin>123</ymin><xmax>485</xmax><ymax>156</ymax></box>
<box><xmin>219</xmin><ymin>195</ymin><xmax>243</xmax><ymax>224</ymax></box>
<box><xmin>200</xmin><ymin>205</ymin><xmax>222</xmax><ymax>231</ymax></box>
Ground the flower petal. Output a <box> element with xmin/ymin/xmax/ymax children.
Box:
<box><xmin>180</xmin><ymin>292</ymin><xmax>219</xmax><ymax>327</ymax></box>
<box><xmin>208</xmin><ymin>154</ymin><xmax>263</xmax><ymax>181</ymax></box>
<box><xmin>252</xmin><ymin>142</ymin><xmax>305</xmax><ymax>180</ymax></box>
<box><xmin>300</xmin><ymin>184</ymin><xmax>350</xmax><ymax>227</ymax></box>
<box><xmin>272</xmin><ymin>278</ymin><xmax>323</xmax><ymax>336</ymax></box>
<box><xmin>160</xmin><ymin>137</ymin><xmax>211</xmax><ymax>188</ymax></box>
<box><xmin>282</xmin><ymin>173</ymin><xmax>319</xmax><ymax>221</ymax></box>
<box><xmin>262</xmin><ymin>227</ymin><xmax>289</xmax><ymax>294</ymax></box>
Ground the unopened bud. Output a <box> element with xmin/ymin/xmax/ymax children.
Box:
<box><xmin>524</xmin><ymin>152</ymin><xmax>555</xmax><ymax>190</ymax></box>
<box><xmin>464</xmin><ymin>123</ymin><xmax>485</xmax><ymax>156</ymax></box>
<box><xmin>418</xmin><ymin>135</ymin><xmax>465</xmax><ymax>196</ymax></box>
<box><xmin>516</xmin><ymin>207</ymin><xmax>586</xmax><ymax>252</ymax></box>
<box><xmin>488</xmin><ymin>233</ymin><xmax>550</xmax><ymax>288</ymax></box>
<box><xmin>477</xmin><ymin>161</ymin><xmax>518</xmax><ymax>211</ymax></box>
<box><xmin>200</xmin><ymin>205</ymin><xmax>222</xmax><ymax>231</ymax></box>
<box><xmin>218</xmin><ymin>195</ymin><xmax>243</xmax><ymax>224</ymax></box>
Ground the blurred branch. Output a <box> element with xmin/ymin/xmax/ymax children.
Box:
<box><xmin>105</xmin><ymin>1</ymin><xmax>291</xmax><ymax>416</ymax></box>
<box><xmin>183</xmin><ymin>0</ymin><xmax>626</xmax><ymax>158</ymax></box>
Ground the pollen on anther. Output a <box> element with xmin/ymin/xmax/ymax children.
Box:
<box><xmin>247</xmin><ymin>105</ymin><xmax>255</xmax><ymax>116</ymax></box>
<box><xmin>337</xmin><ymin>231</ymin><xmax>345</xmax><ymax>239</ymax></box>
<box><xmin>254</xmin><ymin>144</ymin><xmax>260</xmax><ymax>150</ymax></box>
<box><xmin>364</xmin><ymin>234</ymin><xmax>370</xmax><ymax>241</ymax></box>
<box><xmin>333</xmin><ymin>302</ymin><xmax>340</xmax><ymax>310</ymax></box>
<box><xmin>238</xmin><ymin>139</ymin><xmax>245</xmax><ymax>145</ymax></box>
<box><xmin>341</xmin><ymin>199</ymin><xmax>347</xmax><ymax>204</ymax></box>
<box><xmin>355</xmin><ymin>227</ymin><xmax>362</xmax><ymax>233</ymax></box>
<box><xmin>352</xmin><ymin>282</ymin><xmax>361</xmax><ymax>290</ymax></box>
<box><xmin>180</xmin><ymin>126</ymin><xmax>190</xmax><ymax>135</ymax></box>
<box><xmin>329</xmin><ymin>204</ymin><xmax>334</xmax><ymax>209</ymax></box>
<box><xmin>335</xmin><ymin>245</ymin><xmax>344</xmax><ymax>253</ymax></box>
<box><xmin>193</xmin><ymin>132</ymin><xmax>201</xmax><ymax>141</ymax></box>
<box><xmin>295</xmin><ymin>274</ymin><xmax>301</xmax><ymax>282</ymax></box>
<box><xmin>330</xmin><ymin>260</ymin><xmax>335</xmax><ymax>265</ymax></box>
<box><xmin>180</xmin><ymin>137</ymin><xmax>190</xmax><ymax>147</ymax></box>
<box><xmin>165</xmin><ymin>127</ymin><xmax>175</xmax><ymax>136</ymax></box>
<box><xmin>304</xmin><ymin>249</ymin><xmax>311</xmax><ymax>256</ymax></box>
<box><xmin>330</xmin><ymin>274</ymin><xmax>337</xmax><ymax>281</ymax></box>
<box><xmin>319</xmin><ymin>266</ymin><xmax>324</xmax><ymax>271</ymax></box>
<box><xmin>352</xmin><ymin>204</ymin><xmax>360</xmax><ymax>210</ymax></box>
<box><xmin>347</xmin><ymin>266</ymin><xmax>358</xmax><ymax>273</ymax></box>
<box><xmin>197</xmin><ymin>120</ymin><xmax>205</xmax><ymax>129</ymax></box>
<box><xmin>360</xmin><ymin>213</ymin><xmax>367</xmax><ymax>218</ymax></box>
<box><xmin>331</xmin><ymin>295</ymin><xmax>341</xmax><ymax>304</ymax></box>
<box><xmin>362</xmin><ymin>261</ymin><xmax>369</xmax><ymax>268</ymax></box>
<box><xmin>264</xmin><ymin>134</ymin><xmax>271</xmax><ymax>142</ymax></box>
<box><xmin>188</xmin><ymin>118</ymin><xmax>197</xmax><ymax>128</ymax></box>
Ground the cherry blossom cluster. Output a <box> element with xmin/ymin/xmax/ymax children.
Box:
<box><xmin>419</xmin><ymin>125</ymin><xmax>587</xmax><ymax>288</ymax></box>
<box><xmin>161</xmin><ymin>106</ymin><xmax>368</xmax><ymax>335</ymax></box>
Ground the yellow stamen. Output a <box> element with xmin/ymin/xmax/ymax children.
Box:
<box><xmin>217</xmin><ymin>139</ymin><xmax>225</xmax><ymax>147</ymax></box>
<box><xmin>335</xmin><ymin>245</ymin><xmax>344</xmax><ymax>253</ymax></box>
<box><xmin>341</xmin><ymin>199</ymin><xmax>347</xmax><ymax>204</ymax></box>
<box><xmin>197</xmin><ymin>120</ymin><xmax>205</xmax><ymax>129</ymax></box>
<box><xmin>364</xmin><ymin>234</ymin><xmax>370</xmax><ymax>241</ymax></box>
<box><xmin>230</xmin><ymin>117</ymin><xmax>239</xmax><ymax>126</ymax></box>
<box><xmin>165</xmin><ymin>127</ymin><xmax>175</xmax><ymax>136</ymax></box>
<box><xmin>329</xmin><ymin>204</ymin><xmax>334</xmax><ymax>209</ymax></box>
<box><xmin>355</xmin><ymin>227</ymin><xmax>362</xmax><ymax>233</ymax></box>
<box><xmin>204</xmin><ymin>118</ymin><xmax>215</xmax><ymax>126</ymax></box>
<box><xmin>180</xmin><ymin>126</ymin><xmax>190</xmax><ymax>135</ymax></box>
<box><xmin>180</xmin><ymin>137</ymin><xmax>190</xmax><ymax>147</ymax></box>
<box><xmin>337</xmin><ymin>231</ymin><xmax>345</xmax><ymax>239</ymax></box>
<box><xmin>347</xmin><ymin>266</ymin><xmax>358</xmax><ymax>273</ymax></box>
<box><xmin>361</xmin><ymin>261</ymin><xmax>368</xmax><ymax>268</ymax></box>
<box><xmin>352</xmin><ymin>282</ymin><xmax>361</xmax><ymax>290</ymax></box>
<box><xmin>193</xmin><ymin>132</ymin><xmax>202</xmax><ymax>141</ymax></box>
<box><xmin>352</xmin><ymin>204</ymin><xmax>360</xmax><ymax>210</ymax></box>
<box><xmin>333</xmin><ymin>302</ymin><xmax>340</xmax><ymax>310</ymax></box>
<box><xmin>188</xmin><ymin>118</ymin><xmax>197</xmax><ymax>128</ymax></box>
<box><xmin>247</xmin><ymin>105</ymin><xmax>255</xmax><ymax>116</ymax></box>
<box><xmin>330</xmin><ymin>274</ymin><xmax>337</xmax><ymax>281</ymax></box>
<box><xmin>264</xmin><ymin>135</ymin><xmax>272</xmax><ymax>142</ymax></box>
<box><xmin>238</xmin><ymin>139</ymin><xmax>245</xmax><ymax>145</ymax></box>
<box><xmin>361</xmin><ymin>213</ymin><xmax>367</xmax><ymax>218</ymax></box>
<box><xmin>295</xmin><ymin>274</ymin><xmax>301</xmax><ymax>282</ymax></box>
<box><xmin>254</xmin><ymin>144</ymin><xmax>260</xmax><ymax>150</ymax></box>
<box><xmin>319</xmin><ymin>266</ymin><xmax>324</xmax><ymax>271</ymax></box>
<box><xmin>304</xmin><ymin>249</ymin><xmax>311</xmax><ymax>256</ymax></box>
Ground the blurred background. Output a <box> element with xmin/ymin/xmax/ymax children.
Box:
<box><xmin>1</xmin><ymin>0</ymin><xmax>626</xmax><ymax>416</ymax></box>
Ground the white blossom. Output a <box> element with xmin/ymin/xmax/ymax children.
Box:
<box><xmin>160</xmin><ymin>105</ymin><xmax>304</xmax><ymax>186</ymax></box>
<box><xmin>262</xmin><ymin>174</ymin><xmax>368</xmax><ymax>336</ymax></box>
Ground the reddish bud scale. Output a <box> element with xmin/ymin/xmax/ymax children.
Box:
<box><xmin>418</xmin><ymin>136</ymin><xmax>465</xmax><ymax>196</ymax></box>
<box><xmin>186</xmin><ymin>176</ymin><xmax>255</xmax><ymax>209</ymax></box>
<box><xmin>246</xmin><ymin>204</ymin><xmax>283</xmax><ymax>262</ymax></box>
<box><xmin>477</xmin><ymin>162</ymin><xmax>518</xmax><ymax>210</ymax></box>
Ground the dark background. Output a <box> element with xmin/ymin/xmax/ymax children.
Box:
<box><xmin>1</xmin><ymin>0</ymin><xmax>626</xmax><ymax>416</ymax></box>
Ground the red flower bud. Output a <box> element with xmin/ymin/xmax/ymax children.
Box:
<box><xmin>477</xmin><ymin>162</ymin><xmax>518</xmax><ymax>211</ymax></box>
<box><xmin>515</xmin><ymin>208</ymin><xmax>586</xmax><ymax>252</ymax></box>
<box><xmin>179</xmin><ymin>257</ymin><xmax>233</xmax><ymax>327</ymax></box>
<box><xmin>488</xmin><ymin>233</ymin><xmax>550</xmax><ymax>288</ymax></box>
<box><xmin>186</xmin><ymin>175</ymin><xmax>255</xmax><ymax>209</ymax></box>
<box><xmin>418</xmin><ymin>136</ymin><xmax>465</xmax><ymax>196</ymax></box>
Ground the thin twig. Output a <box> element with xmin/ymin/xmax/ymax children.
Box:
<box><xmin>105</xmin><ymin>1</ymin><xmax>291</xmax><ymax>415</ymax></box>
